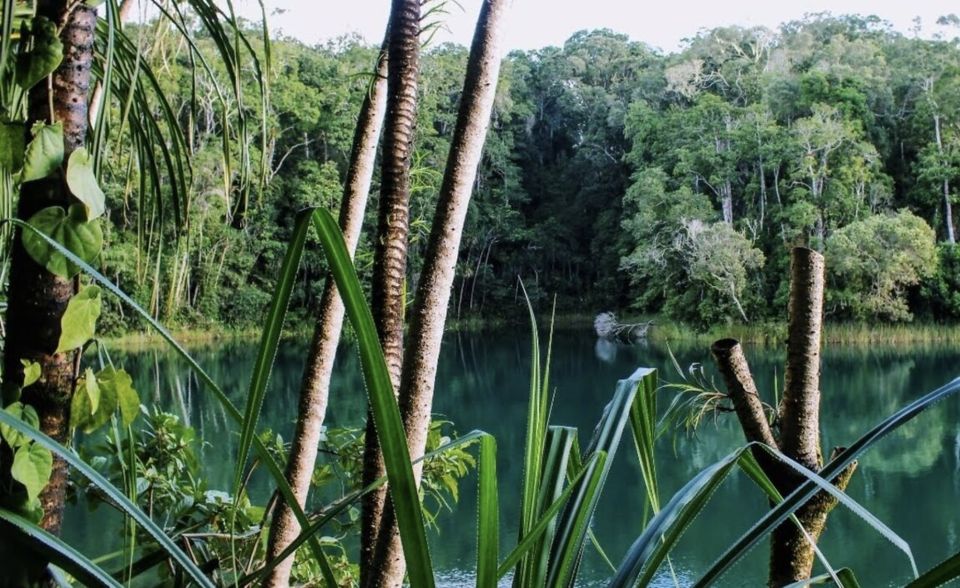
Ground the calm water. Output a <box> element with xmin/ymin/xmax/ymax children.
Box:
<box><xmin>63</xmin><ymin>329</ymin><xmax>960</xmax><ymax>586</ymax></box>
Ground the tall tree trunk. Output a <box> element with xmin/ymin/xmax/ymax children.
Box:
<box><xmin>262</xmin><ymin>43</ymin><xmax>388</xmax><ymax>588</ymax></box>
<box><xmin>364</xmin><ymin>2</ymin><xmax>507</xmax><ymax>586</ymax></box>
<box><xmin>1</xmin><ymin>1</ymin><xmax>95</xmax><ymax>581</ymax></box>
<box><xmin>712</xmin><ymin>248</ymin><xmax>857</xmax><ymax>587</ymax></box>
<box><xmin>359</xmin><ymin>1</ymin><xmax>420</xmax><ymax>585</ymax></box>
<box><xmin>934</xmin><ymin>114</ymin><xmax>956</xmax><ymax>244</ymax></box>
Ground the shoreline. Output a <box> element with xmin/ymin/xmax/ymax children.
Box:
<box><xmin>103</xmin><ymin>316</ymin><xmax>960</xmax><ymax>350</ymax></box>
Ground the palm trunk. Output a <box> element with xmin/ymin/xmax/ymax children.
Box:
<box><xmin>1</xmin><ymin>3</ymin><xmax>95</xmax><ymax>582</ymax></box>
<box><xmin>262</xmin><ymin>43</ymin><xmax>388</xmax><ymax>588</ymax></box>
<box><xmin>712</xmin><ymin>248</ymin><xmax>857</xmax><ymax>587</ymax></box>
<box><xmin>365</xmin><ymin>2</ymin><xmax>508</xmax><ymax>585</ymax></box>
<box><xmin>359</xmin><ymin>1</ymin><xmax>420</xmax><ymax>585</ymax></box>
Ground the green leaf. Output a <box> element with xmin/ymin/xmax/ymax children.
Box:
<box><xmin>20</xmin><ymin>122</ymin><xmax>63</xmax><ymax>182</ymax></box>
<box><xmin>11</xmin><ymin>217</ymin><xmax>330</xmax><ymax>586</ymax></box>
<box><xmin>11</xmin><ymin>442</ymin><xmax>53</xmax><ymax>502</ymax></box>
<box><xmin>476</xmin><ymin>434</ymin><xmax>499</xmax><ymax>588</ymax></box>
<box><xmin>98</xmin><ymin>367</ymin><xmax>139</xmax><ymax>427</ymax></box>
<box><xmin>57</xmin><ymin>285</ymin><xmax>101</xmax><ymax>352</ymax></box>
<box><xmin>15</xmin><ymin>16</ymin><xmax>63</xmax><ymax>91</ymax></box>
<box><xmin>0</xmin><ymin>402</ymin><xmax>40</xmax><ymax>449</ymax></box>
<box><xmin>0</xmin><ymin>406</ymin><xmax>215</xmax><ymax>586</ymax></box>
<box><xmin>71</xmin><ymin>369</ymin><xmax>117</xmax><ymax>434</ymax></box>
<box><xmin>0</xmin><ymin>120</ymin><xmax>25</xmax><ymax>171</ymax></box>
<box><xmin>21</xmin><ymin>360</ymin><xmax>41</xmax><ymax>387</ymax></box>
<box><xmin>22</xmin><ymin>205</ymin><xmax>102</xmax><ymax>278</ymax></box>
<box><xmin>907</xmin><ymin>551</ymin><xmax>960</xmax><ymax>587</ymax></box>
<box><xmin>66</xmin><ymin>147</ymin><xmax>106</xmax><ymax>220</ymax></box>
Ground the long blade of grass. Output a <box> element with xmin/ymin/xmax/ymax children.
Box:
<box><xmin>0</xmin><ymin>508</ymin><xmax>122</xmax><ymax>588</ymax></box>
<box><xmin>547</xmin><ymin>368</ymin><xmax>651</xmax><ymax>587</ymax></box>
<box><xmin>310</xmin><ymin>208</ymin><xmax>435</xmax><ymax>587</ymax></box>
<box><xmin>609</xmin><ymin>448</ymin><xmax>742</xmax><ymax>588</ymax></box>
<box><xmin>476</xmin><ymin>434</ymin><xmax>499</xmax><ymax>588</ymax></box>
<box><xmin>0</xmin><ymin>413</ymin><xmax>212</xmax><ymax>587</ymax></box>
<box><xmin>232</xmin><ymin>204</ymin><xmax>309</xmax><ymax>498</ymax></box>
<box><xmin>906</xmin><ymin>551</ymin><xmax>960</xmax><ymax>587</ymax></box>
<box><xmin>497</xmin><ymin>454</ymin><xmax>598</xmax><ymax>579</ymax></box>
<box><xmin>528</xmin><ymin>425</ymin><xmax>577</xmax><ymax>585</ymax></box>
<box><xmin>629</xmin><ymin>367</ymin><xmax>660</xmax><ymax>514</ymax></box>
<box><xmin>694</xmin><ymin>376</ymin><xmax>960</xmax><ymax>587</ymax></box>
<box><xmin>514</xmin><ymin>280</ymin><xmax>549</xmax><ymax>586</ymax></box>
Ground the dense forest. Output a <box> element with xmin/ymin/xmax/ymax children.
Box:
<box><xmin>88</xmin><ymin>13</ymin><xmax>960</xmax><ymax>332</ymax></box>
<box><xmin>3</xmin><ymin>3</ymin><xmax>960</xmax><ymax>586</ymax></box>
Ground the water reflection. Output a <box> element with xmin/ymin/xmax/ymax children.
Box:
<box><xmin>63</xmin><ymin>331</ymin><xmax>960</xmax><ymax>586</ymax></box>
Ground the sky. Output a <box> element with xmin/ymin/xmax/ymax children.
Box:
<box><xmin>233</xmin><ymin>0</ymin><xmax>960</xmax><ymax>53</ymax></box>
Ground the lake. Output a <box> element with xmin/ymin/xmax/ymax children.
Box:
<box><xmin>63</xmin><ymin>329</ymin><xmax>960</xmax><ymax>586</ymax></box>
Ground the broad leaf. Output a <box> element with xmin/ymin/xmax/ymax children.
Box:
<box><xmin>20</xmin><ymin>122</ymin><xmax>63</xmax><ymax>183</ymax></box>
<box><xmin>66</xmin><ymin>147</ymin><xmax>106</xmax><ymax>220</ymax></box>
<box><xmin>70</xmin><ymin>369</ymin><xmax>117</xmax><ymax>434</ymax></box>
<box><xmin>15</xmin><ymin>16</ymin><xmax>63</xmax><ymax>91</ymax></box>
<box><xmin>98</xmin><ymin>367</ymin><xmax>139</xmax><ymax>426</ymax></box>
<box><xmin>11</xmin><ymin>442</ymin><xmax>53</xmax><ymax>502</ymax></box>
<box><xmin>23</xmin><ymin>205</ymin><xmax>102</xmax><ymax>278</ymax></box>
<box><xmin>56</xmin><ymin>285</ymin><xmax>101</xmax><ymax>352</ymax></box>
<box><xmin>0</xmin><ymin>402</ymin><xmax>40</xmax><ymax>449</ymax></box>
<box><xmin>0</xmin><ymin>120</ymin><xmax>25</xmax><ymax>171</ymax></box>
<box><xmin>21</xmin><ymin>360</ymin><xmax>41</xmax><ymax>387</ymax></box>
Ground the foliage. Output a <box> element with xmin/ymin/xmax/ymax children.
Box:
<box><xmin>826</xmin><ymin>210</ymin><xmax>938</xmax><ymax>320</ymax></box>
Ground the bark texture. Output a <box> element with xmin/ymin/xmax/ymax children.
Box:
<box><xmin>711</xmin><ymin>248</ymin><xmax>859</xmax><ymax>587</ymax></box>
<box><xmin>359</xmin><ymin>1</ymin><xmax>420</xmax><ymax>585</ymax></box>
<box><xmin>2</xmin><ymin>0</ymin><xmax>95</xmax><ymax>534</ymax></box>
<box><xmin>262</xmin><ymin>44</ymin><xmax>388</xmax><ymax>588</ymax></box>
<box><xmin>779</xmin><ymin>247</ymin><xmax>825</xmax><ymax>472</ymax></box>
<box><xmin>0</xmin><ymin>2</ymin><xmax>95</xmax><ymax>584</ymax></box>
<box><xmin>364</xmin><ymin>2</ymin><xmax>508</xmax><ymax>585</ymax></box>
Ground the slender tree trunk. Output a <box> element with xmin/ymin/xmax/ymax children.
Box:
<box><xmin>712</xmin><ymin>248</ymin><xmax>857</xmax><ymax>587</ymax></box>
<box><xmin>721</xmin><ymin>179</ymin><xmax>733</xmax><ymax>224</ymax></box>
<box><xmin>364</xmin><ymin>3</ymin><xmax>507</xmax><ymax>586</ymax></box>
<box><xmin>359</xmin><ymin>2</ymin><xmax>420</xmax><ymax>585</ymax></box>
<box><xmin>262</xmin><ymin>43</ymin><xmax>388</xmax><ymax>588</ymax></box>
<box><xmin>0</xmin><ymin>2</ymin><xmax>95</xmax><ymax>582</ymax></box>
<box><xmin>934</xmin><ymin>114</ymin><xmax>956</xmax><ymax>244</ymax></box>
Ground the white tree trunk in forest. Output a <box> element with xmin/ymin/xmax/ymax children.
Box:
<box><xmin>263</xmin><ymin>44</ymin><xmax>388</xmax><ymax>587</ymax></box>
<box><xmin>934</xmin><ymin>114</ymin><xmax>956</xmax><ymax>244</ymax></box>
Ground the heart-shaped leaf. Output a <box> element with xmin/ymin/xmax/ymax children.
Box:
<box><xmin>0</xmin><ymin>402</ymin><xmax>40</xmax><ymax>449</ymax></box>
<box><xmin>97</xmin><ymin>367</ymin><xmax>139</xmax><ymax>427</ymax></box>
<box><xmin>22</xmin><ymin>205</ymin><xmax>102</xmax><ymax>278</ymax></box>
<box><xmin>15</xmin><ymin>16</ymin><xmax>63</xmax><ymax>91</ymax></box>
<box><xmin>57</xmin><ymin>285</ymin><xmax>101</xmax><ymax>352</ymax></box>
<box><xmin>20</xmin><ymin>122</ymin><xmax>63</xmax><ymax>183</ymax></box>
<box><xmin>11</xmin><ymin>442</ymin><xmax>53</xmax><ymax>503</ymax></box>
<box><xmin>20</xmin><ymin>360</ymin><xmax>41</xmax><ymax>387</ymax></box>
<box><xmin>66</xmin><ymin>148</ymin><xmax>106</xmax><ymax>220</ymax></box>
